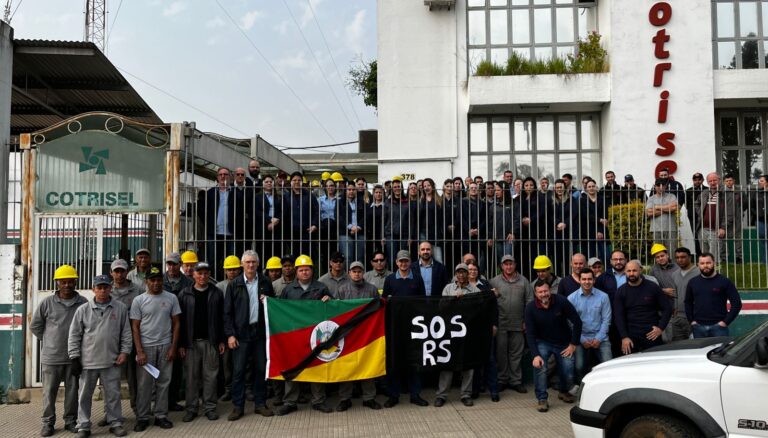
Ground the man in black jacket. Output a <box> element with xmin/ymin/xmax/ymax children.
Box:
<box><xmin>178</xmin><ymin>262</ymin><xmax>225</xmax><ymax>422</ymax></box>
<box><xmin>223</xmin><ymin>250</ymin><xmax>275</xmax><ymax>421</ymax></box>
<box><xmin>411</xmin><ymin>241</ymin><xmax>449</xmax><ymax>297</ymax></box>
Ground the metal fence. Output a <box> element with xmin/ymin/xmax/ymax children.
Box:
<box><xmin>176</xmin><ymin>177</ymin><xmax>768</xmax><ymax>288</ymax></box>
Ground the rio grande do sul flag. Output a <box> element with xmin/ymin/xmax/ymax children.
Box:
<box><xmin>264</xmin><ymin>297</ymin><xmax>386</xmax><ymax>383</ymax></box>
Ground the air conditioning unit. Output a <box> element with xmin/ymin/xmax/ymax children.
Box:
<box><xmin>424</xmin><ymin>0</ymin><xmax>455</xmax><ymax>11</ymax></box>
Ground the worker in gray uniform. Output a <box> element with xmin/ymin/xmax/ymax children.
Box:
<box><xmin>30</xmin><ymin>264</ymin><xmax>88</xmax><ymax>437</ymax></box>
<box><xmin>131</xmin><ymin>266</ymin><xmax>182</xmax><ymax>432</ymax></box>
<box><xmin>68</xmin><ymin>275</ymin><xmax>133</xmax><ymax>437</ymax></box>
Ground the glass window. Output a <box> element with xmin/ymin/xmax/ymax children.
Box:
<box><xmin>556</xmin><ymin>7</ymin><xmax>574</xmax><ymax>43</ymax></box>
<box><xmin>470</xmin><ymin>119</ymin><xmax>488</xmax><ymax>152</ymax></box>
<box><xmin>491</xmin><ymin>48</ymin><xmax>510</xmax><ymax>65</ymax></box>
<box><xmin>469</xmin><ymin>48</ymin><xmax>487</xmax><ymax>74</ymax></box>
<box><xmin>721</xmin><ymin>115</ymin><xmax>739</xmax><ymax>146</ymax></box>
<box><xmin>558</xmin><ymin>116</ymin><xmax>577</xmax><ymax>150</ymax></box>
<box><xmin>469</xmin><ymin>10</ymin><xmax>487</xmax><ymax>46</ymax></box>
<box><xmin>470</xmin><ymin>114</ymin><xmax>601</xmax><ymax>181</ymax></box>
<box><xmin>716</xmin><ymin>111</ymin><xmax>768</xmax><ymax>186</ymax></box>
<box><xmin>512</xmin><ymin>9</ymin><xmax>531</xmax><ymax>44</ymax></box>
<box><xmin>745</xmin><ymin>114</ymin><xmax>763</xmax><ymax>145</ymax></box>
<box><xmin>490</xmin><ymin>0</ymin><xmax>508</xmax><ymax>6</ymax></box>
<box><xmin>514</xmin><ymin>118</ymin><xmax>533</xmax><ymax>151</ymax></box>
<box><xmin>469</xmin><ymin>0</ymin><xmax>486</xmax><ymax>7</ymax></box>
<box><xmin>492</xmin><ymin>118</ymin><xmax>511</xmax><ymax>151</ymax></box>
<box><xmin>490</xmin><ymin>10</ymin><xmax>509</xmax><ymax>44</ymax></box>
<box><xmin>713</xmin><ymin>1</ymin><xmax>768</xmax><ymax>69</ymax></box>
<box><xmin>721</xmin><ymin>149</ymin><xmax>741</xmax><ymax>180</ymax></box>
<box><xmin>534</xmin><ymin>8</ymin><xmax>552</xmax><ymax>44</ymax></box>
<box><xmin>748</xmin><ymin>149</ymin><xmax>764</xmax><ymax>183</ymax></box>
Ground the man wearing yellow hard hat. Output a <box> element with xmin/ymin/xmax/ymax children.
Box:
<box><xmin>180</xmin><ymin>251</ymin><xmax>199</xmax><ymax>278</ymax></box>
<box><xmin>30</xmin><ymin>265</ymin><xmax>88</xmax><ymax>437</ymax></box>
<box><xmin>532</xmin><ymin>255</ymin><xmax>561</xmax><ymax>293</ymax></box>
<box><xmin>216</xmin><ymin>255</ymin><xmax>242</xmax><ymax>403</ymax></box>
<box><xmin>649</xmin><ymin>243</ymin><xmax>687</xmax><ymax>342</ymax></box>
<box><xmin>264</xmin><ymin>256</ymin><xmax>283</xmax><ymax>283</ymax></box>
<box><xmin>271</xmin><ymin>255</ymin><xmax>296</xmax><ymax>297</ymax></box>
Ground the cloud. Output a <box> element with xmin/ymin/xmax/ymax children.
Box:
<box><xmin>206</xmin><ymin>35</ymin><xmax>223</xmax><ymax>46</ymax></box>
<box><xmin>274</xmin><ymin>20</ymin><xmax>290</xmax><ymax>35</ymax></box>
<box><xmin>206</xmin><ymin>17</ymin><xmax>225</xmax><ymax>29</ymax></box>
<box><xmin>344</xmin><ymin>9</ymin><xmax>367</xmax><ymax>54</ymax></box>
<box><xmin>275</xmin><ymin>51</ymin><xmax>310</xmax><ymax>72</ymax></box>
<box><xmin>162</xmin><ymin>1</ymin><xmax>187</xmax><ymax>17</ymax></box>
<box><xmin>299</xmin><ymin>0</ymin><xmax>324</xmax><ymax>27</ymax></box>
<box><xmin>239</xmin><ymin>10</ymin><xmax>263</xmax><ymax>30</ymax></box>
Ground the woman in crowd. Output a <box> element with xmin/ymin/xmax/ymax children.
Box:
<box><xmin>550</xmin><ymin>179</ymin><xmax>579</xmax><ymax>277</ymax></box>
<box><xmin>514</xmin><ymin>177</ymin><xmax>541</xmax><ymax>279</ymax></box>
<box><xmin>418</xmin><ymin>178</ymin><xmax>444</xmax><ymax>263</ymax></box>
<box><xmin>579</xmin><ymin>178</ymin><xmax>608</xmax><ymax>262</ymax></box>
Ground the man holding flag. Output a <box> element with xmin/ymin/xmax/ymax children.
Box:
<box><xmin>276</xmin><ymin>255</ymin><xmax>333</xmax><ymax>415</ymax></box>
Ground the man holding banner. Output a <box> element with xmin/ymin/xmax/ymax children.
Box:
<box><xmin>434</xmin><ymin>263</ymin><xmax>480</xmax><ymax>407</ymax></box>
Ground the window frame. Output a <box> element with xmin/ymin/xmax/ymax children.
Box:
<box><xmin>715</xmin><ymin>109</ymin><xmax>767</xmax><ymax>185</ymax></box>
<box><xmin>711</xmin><ymin>0</ymin><xmax>768</xmax><ymax>69</ymax></box>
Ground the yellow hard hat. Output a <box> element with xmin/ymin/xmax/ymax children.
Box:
<box><xmin>181</xmin><ymin>250</ymin><xmax>199</xmax><ymax>264</ymax></box>
<box><xmin>223</xmin><ymin>255</ymin><xmax>241</xmax><ymax>270</ymax></box>
<box><xmin>532</xmin><ymin>255</ymin><xmax>553</xmax><ymax>270</ymax></box>
<box><xmin>392</xmin><ymin>175</ymin><xmax>404</xmax><ymax>182</ymax></box>
<box><xmin>650</xmin><ymin>243</ymin><xmax>668</xmax><ymax>256</ymax></box>
<box><xmin>295</xmin><ymin>254</ymin><xmax>314</xmax><ymax>268</ymax></box>
<box><xmin>53</xmin><ymin>264</ymin><xmax>78</xmax><ymax>280</ymax></box>
<box><xmin>321</xmin><ymin>171</ymin><xmax>331</xmax><ymax>180</ymax></box>
<box><xmin>331</xmin><ymin>172</ymin><xmax>344</xmax><ymax>182</ymax></box>
<box><xmin>311</xmin><ymin>179</ymin><xmax>320</xmax><ymax>188</ymax></box>
<box><xmin>302</xmin><ymin>176</ymin><xmax>308</xmax><ymax>184</ymax></box>
<box><xmin>265</xmin><ymin>256</ymin><xmax>282</xmax><ymax>270</ymax></box>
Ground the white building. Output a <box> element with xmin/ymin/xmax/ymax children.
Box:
<box><xmin>377</xmin><ymin>0</ymin><xmax>768</xmax><ymax>188</ymax></box>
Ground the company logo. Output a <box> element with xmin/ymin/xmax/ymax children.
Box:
<box><xmin>310</xmin><ymin>320</ymin><xmax>344</xmax><ymax>362</ymax></box>
<box><xmin>79</xmin><ymin>147</ymin><xmax>109</xmax><ymax>175</ymax></box>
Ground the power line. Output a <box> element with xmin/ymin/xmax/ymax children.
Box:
<box><xmin>110</xmin><ymin>0</ymin><xmax>123</xmax><ymax>34</ymax></box>
<box><xmin>281</xmin><ymin>0</ymin><xmax>358</xmax><ymax>134</ymax></box>
<box><xmin>116</xmin><ymin>66</ymin><xmax>252</xmax><ymax>138</ymax></box>
<box><xmin>305</xmin><ymin>0</ymin><xmax>364</xmax><ymax>128</ymax></box>
<box><xmin>9</xmin><ymin>0</ymin><xmax>23</xmax><ymax>22</ymax></box>
<box><xmin>215</xmin><ymin>0</ymin><xmax>336</xmax><ymax>142</ymax></box>
<box><xmin>278</xmin><ymin>140</ymin><xmax>357</xmax><ymax>151</ymax></box>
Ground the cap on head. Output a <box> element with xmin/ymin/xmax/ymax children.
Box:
<box><xmin>532</xmin><ymin>255</ymin><xmax>552</xmax><ymax>270</ymax></box>
<box><xmin>587</xmin><ymin>257</ymin><xmax>602</xmax><ymax>267</ymax></box>
<box><xmin>655</xmin><ymin>178</ymin><xmax>667</xmax><ymax>186</ymax></box>
<box><xmin>54</xmin><ymin>264</ymin><xmax>79</xmax><ymax>280</ymax></box>
<box><xmin>396</xmin><ymin>250</ymin><xmax>411</xmax><ymax>261</ymax></box>
<box><xmin>330</xmin><ymin>252</ymin><xmax>345</xmax><ymax>263</ymax></box>
<box><xmin>265</xmin><ymin>256</ymin><xmax>282</xmax><ymax>270</ymax></box>
<box><xmin>181</xmin><ymin>250</ymin><xmax>199</xmax><ymax>264</ymax></box>
<box><xmin>110</xmin><ymin>259</ymin><xmax>129</xmax><ymax>271</ymax></box>
<box><xmin>349</xmin><ymin>261</ymin><xmax>365</xmax><ymax>271</ymax></box>
<box><xmin>165</xmin><ymin>252</ymin><xmax>181</xmax><ymax>264</ymax></box>
<box><xmin>280</xmin><ymin>255</ymin><xmax>294</xmax><ymax>264</ymax></box>
<box><xmin>650</xmin><ymin>243</ymin><xmax>668</xmax><ymax>256</ymax></box>
<box><xmin>295</xmin><ymin>254</ymin><xmax>314</xmax><ymax>268</ymax></box>
<box><xmin>146</xmin><ymin>266</ymin><xmax>163</xmax><ymax>279</ymax></box>
<box><xmin>194</xmin><ymin>262</ymin><xmax>211</xmax><ymax>272</ymax></box>
<box><xmin>135</xmin><ymin>248</ymin><xmax>150</xmax><ymax>257</ymax></box>
<box><xmin>624</xmin><ymin>174</ymin><xmax>634</xmax><ymax>182</ymax></box>
<box><xmin>500</xmin><ymin>254</ymin><xmax>515</xmax><ymax>264</ymax></box>
<box><xmin>93</xmin><ymin>274</ymin><xmax>112</xmax><ymax>286</ymax></box>
<box><xmin>454</xmin><ymin>263</ymin><xmax>469</xmax><ymax>272</ymax></box>
<box><xmin>223</xmin><ymin>255</ymin><xmax>241</xmax><ymax>270</ymax></box>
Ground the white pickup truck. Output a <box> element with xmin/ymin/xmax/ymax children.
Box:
<box><xmin>570</xmin><ymin>320</ymin><xmax>768</xmax><ymax>437</ymax></box>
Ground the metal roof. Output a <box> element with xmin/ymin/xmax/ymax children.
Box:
<box><xmin>10</xmin><ymin>39</ymin><xmax>162</xmax><ymax>135</ymax></box>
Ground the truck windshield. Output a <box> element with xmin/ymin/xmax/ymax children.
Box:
<box><xmin>708</xmin><ymin>320</ymin><xmax>768</xmax><ymax>365</ymax></box>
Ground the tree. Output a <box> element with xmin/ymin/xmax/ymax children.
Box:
<box><xmin>347</xmin><ymin>59</ymin><xmax>377</xmax><ymax>110</ymax></box>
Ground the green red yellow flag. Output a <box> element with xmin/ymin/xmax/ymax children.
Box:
<box><xmin>264</xmin><ymin>297</ymin><xmax>386</xmax><ymax>383</ymax></box>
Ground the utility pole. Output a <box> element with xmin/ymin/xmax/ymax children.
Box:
<box><xmin>3</xmin><ymin>1</ymin><xmax>12</xmax><ymax>23</ymax></box>
<box><xmin>84</xmin><ymin>0</ymin><xmax>107</xmax><ymax>53</ymax></box>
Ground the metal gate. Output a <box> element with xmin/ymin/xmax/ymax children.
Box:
<box><xmin>27</xmin><ymin>213</ymin><xmax>164</xmax><ymax>386</ymax></box>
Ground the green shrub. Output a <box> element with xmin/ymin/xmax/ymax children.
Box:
<box><xmin>475</xmin><ymin>60</ymin><xmax>505</xmax><ymax>76</ymax></box>
<box><xmin>569</xmin><ymin>31</ymin><xmax>608</xmax><ymax>74</ymax></box>
<box><xmin>606</xmin><ymin>202</ymin><xmax>651</xmax><ymax>260</ymax></box>
<box><xmin>504</xmin><ymin>52</ymin><xmax>526</xmax><ymax>75</ymax></box>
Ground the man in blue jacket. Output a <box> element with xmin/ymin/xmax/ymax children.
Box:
<box><xmin>411</xmin><ymin>241</ymin><xmax>449</xmax><ymax>297</ymax></box>
<box><xmin>198</xmin><ymin>167</ymin><xmax>239</xmax><ymax>276</ymax></box>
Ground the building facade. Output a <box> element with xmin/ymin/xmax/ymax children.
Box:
<box><xmin>377</xmin><ymin>0</ymin><xmax>768</xmax><ymax>188</ymax></box>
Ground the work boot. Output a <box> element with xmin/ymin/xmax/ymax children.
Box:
<box><xmin>109</xmin><ymin>425</ymin><xmax>127</xmax><ymax>437</ymax></box>
<box><xmin>335</xmin><ymin>399</ymin><xmax>352</xmax><ymax>412</ymax></box>
<box><xmin>537</xmin><ymin>400</ymin><xmax>549</xmax><ymax>412</ymax></box>
<box><xmin>40</xmin><ymin>425</ymin><xmax>54</xmax><ymax>437</ymax></box>
<box><xmin>362</xmin><ymin>399</ymin><xmax>382</xmax><ymax>410</ymax></box>
<box><xmin>227</xmin><ymin>408</ymin><xmax>243</xmax><ymax>421</ymax></box>
<box><xmin>558</xmin><ymin>392</ymin><xmax>576</xmax><ymax>403</ymax></box>
<box><xmin>254</xmin><ymin>405</ymin><xmax>273</xmax><ymax>417</ymax></box>
<box><xmin>275</xmin><ymin>404</ymin><xmax>297</xmax><ymax>416</ymax></box>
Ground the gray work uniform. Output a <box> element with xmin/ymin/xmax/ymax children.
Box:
<box><xmin>645</xmin><ymin>193</ymin><xmax>679</xmax><ymax>252</ymax></box>
<box><xmin>435</xmin><ymin>282</ymin><xmax>480</xmax><ymax>400</ymax></box>
<box><xmin>68</xmin><ymin>298</ymin><xmax>132</xmax><ymax>432</ymax></box>
<box><xmin>364</xmin><ymin>269</ymin><xmax>391</xmax><ymax>291</ymax></box>
<box><xmin>127</xmin><ymin>268</ymin><xmax>149</xmax><ymax>291</ymax></box>
<box><xmin>30</xmin><ymin>291</ymin><xmax>88</xmax><ymax>428</ymax></box>
<box><xmin>130</xmin><ymin>291</ymin><xmax>182</xmax><ymax>422</ymax></box>
<box><xmin>216</xmin><ymin>278</ymin><xmax>233</xmax><ymax>393</ymax></box>
<box><xmin>271</xmin><ymin>276</ymin><xmax>293</xmax><ymax>297</ymax></box>
<box><xmin>669</xmin><ymin>266</ymin><xmax>700</xmax><ymax>341</ymax></box>
<box><xmin>336</xmin><ymin>280</ymin><xmax>379</xmax><ymax>402</ymax></box>
<box><xmin>490</xmin><ymin>273</ymin><xmax>534</xmax><ymax>386</ymax></box>
<box><xmin>318</xmin><ymin>272</ymin><xmax>349</xmax><ymax>296</ymax></box>
<box><xmin>110</xmin><ymin>281</ymin><xmax>143</xmax><ymax>412</ymax></box>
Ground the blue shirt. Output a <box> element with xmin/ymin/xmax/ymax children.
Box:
<box><xmin>347</xmin><ymin>199</ymin><xmax>358</xmax><ymax>229</ymax></box>
<box><xmin>245</xmin><ymin>274</ymin><xmax>259</xmax><ymax>324</ymax></box>
<box><xmin>613</xmin><ymin>272</ymin><xmax>627</xmax><ymax>289</ymax></box>
<box><xmin>318</xmin><ymin>194</ymin><xmax>337</xmax><ymax>221</ymax></box>
<box><xmin>265</xmin><ymin>193</ymin><xmax>274</xmax><ymax>218</ymax></box>
<box><xmin>216</xmin><ymin>189</ymin><xmax>230</xmax><ymax>235</ymax></box>
<box><xmin>419</xmin><ymin>261</ymin><xmax>433</xmax><ymax>296</ymax></box>
<box><xmin>567</xmin><ymin>287</ymin><xmax>611</xmax><ymax>343</ymax></box>
<box><xmin>395</xmin><ymin>269</ymin><xmax>413</xmax><ymax>280</ymax></box>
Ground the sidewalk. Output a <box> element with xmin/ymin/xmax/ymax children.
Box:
<box><xmin>2</xmin><ymin>387</ymin><xmax>574</xmax><ymax>437</ymax></box>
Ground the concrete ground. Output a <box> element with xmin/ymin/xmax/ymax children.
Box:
<box><xmin>2</xmin><ymin>386</ymin><xmax>574</xmax><ymax>437</ymax></box>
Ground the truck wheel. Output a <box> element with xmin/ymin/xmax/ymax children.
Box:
<box><xmin>620</xmin><ymin>414</ymin><xmax>702</xmax><ymax>438</ymax></box>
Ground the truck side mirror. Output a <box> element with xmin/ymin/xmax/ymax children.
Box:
<box><xmin>757</xmin><ymin>337</ymin><xmax>768</xmax><ymax>368</ymax></box>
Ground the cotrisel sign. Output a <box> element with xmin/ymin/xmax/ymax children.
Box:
<box><xmin>35</xmin><ymin>131</ymin><xmax>166</xmax><ymax>213</ymax></box>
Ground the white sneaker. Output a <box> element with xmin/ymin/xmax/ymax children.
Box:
<box><xmin>568</xmin><ymin>384</ymin><xmax>580</xmax><ymax>396</ymax></box>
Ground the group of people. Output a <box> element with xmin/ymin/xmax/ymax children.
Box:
<box><xmin>193</xmin><ymin>161</ymin><xmax>768</xmax><ymax>285</ymax></box>
<box><xmin>33</xmin><ymin>232</ymin><xmax>744</xmax><ymax>436</ymax></box>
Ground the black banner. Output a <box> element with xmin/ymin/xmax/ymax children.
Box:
<box><xmin>386</xmin><ymin>291</ymin><xmax>495</xmax><ymax>372</ymax></box>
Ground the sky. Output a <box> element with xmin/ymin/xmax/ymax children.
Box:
<box><xmin>8</xmin><ymin>0</ymin><xmax>377</xmax><ymax>153</ymax></box>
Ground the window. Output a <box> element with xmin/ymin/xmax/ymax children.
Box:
<box><xmin>717</xmin><ymin>110</ymin><xmax>766</xmax><ymax>184</ymax></box>
<box><xmin>712</xmin><ymin>0</ymin><xmax>768</xmax><ymax>69</ymax></box>
<box><xmin>469</xmin><ymin>113</ymin><xmax>601</xmax><ymax>182</ymax></box>
<box><xmin>467</xmin><ymin>0</ymin><xmax>598</xmax><ymax>72</ymax></box>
